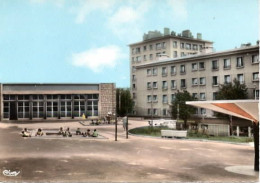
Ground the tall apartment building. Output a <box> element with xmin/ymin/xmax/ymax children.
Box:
<box><xmin>130</xmin><ymin>28</ymin><xmax>213</xmax><ymax>116</ymax></box>
<box><xmin>130</xmin><ymin>42</ymin><xmax>259</xmax><ymax>117</ymax></box>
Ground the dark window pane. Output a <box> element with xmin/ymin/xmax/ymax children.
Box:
<box><xmin>24</xmin><ymin>95</ymin><xmax>30</xmax><ymax>100</ymax></box>
<box><xmin>3</xmin><ymin>95</ymin><xmax>9</xmax><ymax>100</ymax></box>
<box><xmin>60</xmin><ymin>95</ymin><xmax>65</xmax><ymax>99</ymax></box>
<box><xmin>18</xmin><ymin>95</ymin><xmax>23</xmax><ymax>100</ymax></box>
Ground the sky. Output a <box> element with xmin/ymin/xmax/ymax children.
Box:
<box><xmin>0</xmin><ymin>0</ymin><xmax>259</xmax><ymax>87</ymax></box>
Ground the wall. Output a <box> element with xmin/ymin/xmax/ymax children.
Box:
<box><xmin>0</xmin><ymin>84</ymin><xmax>2</xmax><ymax>121</ymax></box>
<box><xmin>99</xmin><ymin>83</ymin><xmax>116</xmax><ymax>118</ymax></box>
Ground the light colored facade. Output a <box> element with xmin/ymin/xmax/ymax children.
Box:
<box><xmin>129</xmin><ymin>28</ymin><xmax>213</xmax><ymax>115</ymax></box>
<box><xmin>132</xmin><ymin>45</ymin><xmax>259</xmax><ymax>117</ymax></box>
<box><xmin>0</xmin><ymin>83</ymin><xmax>116</xmax><ymax>121</ymax></box>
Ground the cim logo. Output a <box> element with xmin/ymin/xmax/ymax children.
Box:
<box><xmin>2</xmin><ymin>169</ymin><xmax>20</xmax><ymax>177</ymax></box>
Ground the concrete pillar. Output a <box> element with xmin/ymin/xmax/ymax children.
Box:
<box><xmin>236</xmin><ymin>126</ymin><xmax>240</xmax><ymax>137</ymax></box>
<box><xmin>248</xmin><ymin>126</ymin><xmax>251</xmax><ymax>137</ymax></box>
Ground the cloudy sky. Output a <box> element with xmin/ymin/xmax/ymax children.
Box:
<box><xmin>0</xmin><ymin>0</ymin><xmax>258</xmax><ymax>87</ymax></box>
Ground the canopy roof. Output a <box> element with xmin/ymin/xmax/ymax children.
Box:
<box><xmin>186</xmin><ymin>100</ymin><xmax>259</xmax><ymax>123</ymax></box>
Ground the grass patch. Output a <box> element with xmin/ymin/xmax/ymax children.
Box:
<box><xmin>129</xmin><ymin>126</ymin><xmax>171</xmax><ymax>137</ymax></box>
<box><xmin>129</xmin><ymin>126</ymin><xmax>253</xmax><ymax>143</ymax></box>
<box><xmin>187</xmin><ymin>131</ymin><xmax>253</xmax><ymax>143</ymax></box>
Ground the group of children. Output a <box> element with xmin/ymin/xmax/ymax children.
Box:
<box><xmin>21</xmin><ymin>128</ymin><xmax>44</xmax><ymax>137</ymax></box>
<box><xmin>76</xmin><ymin>128</ymin><xmax>99</xmax><ymax>137</ymax></box>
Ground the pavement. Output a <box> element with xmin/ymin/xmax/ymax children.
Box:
<box><xmin>0</xmin><ymin>120</ymin><xmax>258</xmax><ymax>183</ymax></box>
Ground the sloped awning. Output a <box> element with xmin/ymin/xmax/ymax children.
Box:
<box><xmin>186</xmin><ymin>100</ymin><xmax>259</xmax><ymax>123</ymax></box>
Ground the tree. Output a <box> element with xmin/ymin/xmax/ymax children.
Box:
<box><xmin>171</xmin><ymin>90</ymin><xmax>195</xmax><ymax>129</ymax></box>
<box><xmin>116</xmin><ymin>88</ymin><xmax>134</xmax><ymax>116</ymax></box>
<box><xmin>216</xmin><ymin>79</ymin><xmax>248</xmax><ymax>100</ymax></box>
<box><xmin>216</xmin><ymin>79</ymin><xmax>248</xmax><ymax>135</ymax></box>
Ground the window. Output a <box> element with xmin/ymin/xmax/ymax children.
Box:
<box><xmin>193</xmin><ymin>44</ymin><xmax>198</xmax><ymax>50</ymax></box>
<box><xmin>162</xmin><ymin>67</ymin><xmax>167</xmax><ymax>76</ymax></box>
<box><xmin>136</xmin><ymin>56</ymin><xmax>141</xmax><ymax>62</ymax></box>
<box><xmin>148</xmin><ymin>109</ymin><xmax>151</xmax><ymax>115</ymax></box>
<box><xmin>199</xmin><ymin>45</ymin><xmax>203</xmax><ymax>51</ymax></box>
<box><xmin>200</xmin><ymin>93</ymin><xmax>206</xmax><ymax>100</ymax></box>
<box><xmin>192</xmin><ymin>63</ymin><xmax>197</xmax><ymax>71</ymax></box>
<box><xmin>143</xmin><ymin>45</ymin><xmax>147</xmax><ymax>51</ymax></box>
<box><xmin>143</xmin><ymin>55</ymin><xmax>147</xmax><ymax>61</ymax></box>
<box><xmin>192</xmin><ymin>78</ymin><xmax>198</xmax><ymax>85</ymax></box>
<box><xmin>152</xmin><ymin>68</ymin><xmax>157</xmax><ymax>75</ymax></box>
<box><xmin>180</xmin><ymin>43</ymin><xmax>185</xmax><ymax>49</ymax></box>
<box><xmin>253</xmin><ymin>72</ymin><xmax>259</xmax><ymax>81</ymax></box>
<box><xmin>60</xmin><ymin>100</ymin><xmax>72</xmax><ymax>118</ymax></box>
<box><xmin>236</xmin><ymin>57</ymin><xmax>244</xmax><ymax>67</ymax></box>
<box><xmin>173</xmin><ymin>51</ymin><xmax>178</xmax><ymax>58</ymax></box>
<box><xmin>132</xmin><ymin>75</ymin><xmax>136</xmax><ymax>81</ymax></box>
<box><xmin>171</xmin><ymin>94</ymin><xmax>176</xmax><ymax>102</ymax></box>
<box><xmin>153</xmin><ymin>109</ymin><xmax>158</xmax><ymax>115</ymax></box>
<box><xmin>18</xmin><ymin>102</ymin><xmax>30</xmax><ymax>118</ymax></box>
<box><xmin>163</xmin><ymin>109</ymin><xmax>167</xmax><ymax>116</ymax></box>
<box><xmin>200</xmin><ymin>108</ymin><xmax>206</xmax><ymax>114</ymax></box>
<box><xmin>147</xmin><ymin>82</ymin><xmax>152</xmax><ymax>89</ymax></box>
<box><xmin>149</xmin><ymin>44</ymin><xmax>153</xmax><ymax>50</ymax></box>
<box><xmin>252</xmin><ymin>55</ymin><xmax>259</xmax><ymax>63</ymax></box>
<box><xmin>173</xmin><ymin>41</ymin><xmax>177</xmax><ymax>48</ymax></box>
<box><xmin>237</xmin><ymin>74</ymin><xmax>244</xmax><ymax>84</ymax></box>
<box><xmin>132</xmin><ymin>57</ymin><xmax>135</xmax><ymax>63</ymax></box>
<box><xmin>224</xmin><ymin>58</ymin><xmax>231</xmax><ymax>69</ymax></box>
<box><xmin>147</xmin><ymin>69</ymin><xmax>152</xmax><ymax>76</ymax></box>
<box><xmin>156</xmin><ymin>43</ymin><xmax>162</xmax><ymax>50</ymax></box>
<box><xmin>132</xmin><ymin>66</ymin><xmax>136</xmax><ymax>73</ymax></box>
<box><xmin>181</xmin><ymin>52</ymin><xmax>185</xmax><ymax>57</ymax></box>
<box><xmin>136</xmin><ymin>47</ymin><xmax>141</xmax><ymax>54</ymax></box>
<box><xmin>132</xmin><ymin>84</ymin><xmax>136</xmax><ymax>89</ymax></box>
<box><xmin>180</xmin><ymin>65</ymin><xmax>185</xmax><ymax>74</ymax></box>
<box><xmin>212</xmin><ymin>76</ymin><xmax>218</xmax><ymax>86</ymax></box>
<box><xmin>153</xmin><ymin>95</ymin><xmax>158</xmax><ymax>102</ymax></box>
<box><xmin>199</xmin><ymin>62</ymin><xmax>205</xmax><ymax>70</ymax></box>
<box><xmin>171</xmin><ymin>66</ymin><xmax>176</xmax><ymax>75</ymax></box>
<box><xmin>156</xmin><ymin>52</ymin><xmax>161</xmax><ymax>58</ymax></box>
<box><xmin>132</xmin><ymin>48</ymin><xmax>135</xmax><ymax>54</ymax></box>
<box><xmin>162</xmin><ymin>81</ymin><xmax>168</xmax><ymax>90</ymax></box>
<box><xmin>171</xmin><ymin>80</ymin><xmax>177</xmax><ymax>89</ymax></box>
<box><xmin>213</xmin><ymin>92</ymin><xmax>218</xmax><ymax>100</ymax></box>
<box><xmin>224</xmin><ymin>75</ymin><xmax>231</xmax><ymax>84</ymax></box>
<box><xmin>192</xmin><ymin>93</ymin><xmax>198</xmax><ymax>100</ymax></box>
<box><xmin>153</xmin><ymin>82</ymin><xmax>158</xmax><ymax>89</ymax></box>
<box><xmin>162</xmin><ymin>95</ymin><xmax>168</xmax><ymax>103</ymax></box>
<box><xmin>149</xmin><ymin>54</ymin><xmax>153</xmax><ymax>60</ymax></box>
<box><xmin>212</xmin><ymin>60</ymin><xmax>218</xmax><ymax>70</ymax></box>
<box><xmin>147</xmin><ymin>95</ymin><xmax>152</xmax><ymax>102</ymax></box>
<box><xmin>181</xmin><ymin>79</ymin><xmax>186</xmax><ymax>88</ymax></box>
<box><xmin>162</xmin><ymin>42</ymin><xmax>166</xmax><ymax>48</ymax></box>
<box><xmin>133</xmin><ymin>93</ymin><xmax>136</xmax><ymax>99</ymax></box>
<box><xmin>254</xmin><ymin>89</ymin><xmax>259</xmax><ymax>99</ymax></box>
<box><xmin>199</xmin><ymin>77</ymin><xmax>206</xmax><ymax>85</ymax></box>
<box><xmin>186</xmin><ymin>43</ymin><xmax>191</xmax><ymax>50</ymax></box>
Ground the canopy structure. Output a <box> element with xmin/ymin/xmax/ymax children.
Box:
<box><xmin>186</xmin><ymin>100</ymin><xmax>259</xmax><ymax>123</ymax></box>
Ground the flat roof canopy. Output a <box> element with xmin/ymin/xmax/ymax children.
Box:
<box><xmin>186</xmin><ymin>100</ymin><xmax>259</xmax><ymax>123</ymax></box>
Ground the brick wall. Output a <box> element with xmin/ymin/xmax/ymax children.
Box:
<box><xmin>99</xmin><ymin>83</ymin><xmax>116</xmax><ymax>118</ymax></box>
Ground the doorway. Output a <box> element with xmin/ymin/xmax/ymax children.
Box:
<box><xmin>9</xmin><ymin>102</ymin><xmax>17</xmax><ymax>120</ymax></box>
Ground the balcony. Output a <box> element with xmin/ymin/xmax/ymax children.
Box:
<box><xmin>171</xmin><ymin>71</ymin><xmax>177</xmax><ymax>76</ymax></box>
<box><xmin>162</xmin><ymin>73</ymin><xmax>168</xmax><ymax>77</ymax></box>
<box><xmin>212</xmin><ymin>66</ymin><xmax>219</xmax><ymax>71</ymax></box>
<box><xmin>223</xmin><ymin>65</ymin><xmax>231</xmax><ymax>70</ymax></box>
<box><xmin>162</xmin><ymin>86</ymin><xmax>168</xmax><ymax>91</ymax></box>
<box><xmin>180</xmin><ymin>71</ymin><xmax>186</xmax><ymax>75</ymax></box>
<box><xmin>212</xmin><ymin>83</ymin><xmax>219</xmax><ymax>87</ymax></box>
<box><xmin>171</xmin><ymin>86</ymin><xmax>177</xmax><ymax>90</ymax></box>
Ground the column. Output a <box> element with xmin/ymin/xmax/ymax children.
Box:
<box><xmin>29</xmin><ymin>95</ymin><xmax>33</xmax><ymax>120</ymax></box>
<box><xmin>44</xmin><ymin>95</ymin><xmax>47</xmax><ymax>119</ymax></box>
<box><xmin>58</xmin><ymin>95</ymin><xmax>61</xmax><ymax>119</ymax></box>
<box><xmin>236</xmin><ymin>126</ymin><xmax>240</xmax><ymax>137</ymax></box>
<box><xmin>248</xmin><ymin>126</ymin><xmax>251</xmax><ymax>137</ymax></box>
<box><xmin>72</xmin><ymin>95</ymin><xmax>74</xmax><ymax>119</ymax></box>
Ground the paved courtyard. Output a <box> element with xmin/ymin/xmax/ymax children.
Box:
<box><xmin>0</xmin><ymin>120</ymin><xmax>258</xmax><ymax>182</ymax></box>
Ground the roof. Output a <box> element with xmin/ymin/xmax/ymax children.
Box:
<box><xmin>136</xmin><ymin>45</ymin><xmax>259</xmax><ymax>69</ymax></box>
<box><xmin>128</xmin><ymin>34</ymin><xmax>213</xmax><ymax>46</ymax></box>
<box><xmin>186</xmin><ymin>100</ymin><xmax>259</xmax><ymax>123</ymax></box>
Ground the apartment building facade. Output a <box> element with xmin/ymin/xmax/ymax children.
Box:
<box><xmin>131</xmin><ymin>45</ymin><xmax>259</xmax><ymax>117</ymax></box>
<box><xmin>129</xmin><ymin>28</ymin><xmax>213</xmax><ymax>98</ymax></box>
<box><xmin>0</xmin><ymin>83</ymin><xmax>116</xmax><ymax>121</ymax></box>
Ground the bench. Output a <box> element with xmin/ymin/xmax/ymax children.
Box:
<box><xmin>161</xmin><ymin>130</ymin><xmax>187</xmax><ymax>138</ymax></box>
